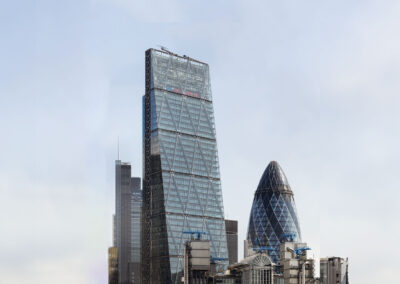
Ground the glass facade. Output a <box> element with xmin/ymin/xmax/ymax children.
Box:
<box><xmin>130</xmin><ymin>177</ymin><xmax>141</xmax><ymax>283</ymax></box>
<box><xmin>247</xmin><ymin>161</ymin><xmax>302</xmax><ymax>264</ymax></box>
<box><xmin>142</xmin><ymin>48</ymin><xmax>228</xmax><ymax>284</ymax></box>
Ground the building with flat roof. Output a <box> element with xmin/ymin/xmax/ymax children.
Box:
<box><xmin>115</xmin><ymin>160</ymin><xmax>141</xmax><ymax>284</ymax></box>
<box><xmin>320</xmin><ymin>257</ymin><xmax>349</xmax><ymax>284</ymax></box>
<box><xmin>141</xmin><ymin>48</ymin><xmax>228</xmax><ymax>284</ymax></box>
<box><xmin>225</xmin><ymin>220</ymin><xmax>238</xmax><ymax>265</ymax></box>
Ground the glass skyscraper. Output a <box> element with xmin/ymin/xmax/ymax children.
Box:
<box><xmin>247</xmin><ymin>161</ymin><xmax>302</xmax><ymax>264</ymax></box>
<box><xmin>142</xmin><ymin>48</ymin><xmax>228</xmax><ymax>284</ymax></box>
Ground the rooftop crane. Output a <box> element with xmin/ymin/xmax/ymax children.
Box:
<box><xmin>183</xmin><ymin>231</ymin><xmax>207</xmax><ymax>240</ymax></box>
<box><xmin>281</xmin><ymin>233</ymin><xmax>296</xmax><ymax>242</ymax></box>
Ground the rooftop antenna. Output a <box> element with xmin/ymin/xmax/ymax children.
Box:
<box><xmin>117</xmin><ymin>136</ymin><xmax>120</xmax><ymax>160</ymax></box>
<box><xmin>157</xmin><ymin>44</ymin><xmax>169</xmax><ymax>52</ymax></box>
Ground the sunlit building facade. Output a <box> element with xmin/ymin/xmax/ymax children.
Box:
<box><xmin>247</xmin><ymin>161</ymin><xmax>302</xmax><ymax>264</ymax></box>
<box><xmin>142</xmin><ymin>48</ymin><xmax>228</xmax><ymax>284</ymax></box>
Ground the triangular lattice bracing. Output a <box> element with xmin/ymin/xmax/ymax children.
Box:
<box><xmin>143</xmin><ymin>49</ymin><xmax>228</xmax><ymax>284</ymax></box>
<box><xmin>247</xmin><ymin>161</ymin><xmax>302</xmax><ymax>264</ymax></box>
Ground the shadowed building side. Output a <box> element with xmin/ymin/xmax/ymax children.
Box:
<box><xmin>115</xmin><ymin>161</ymin><xmax>141</xmax><ymax>284</ymax></box>
<box><xmin>225</xmin><ymin>219</ymin><xmax>238</xmax><ymax>265</ymax></box>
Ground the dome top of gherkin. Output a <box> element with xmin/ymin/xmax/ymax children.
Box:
<box><xmin>256</xmin><ymin>161</ymin><xmax>292</xmax><ymax>194</ymax></box>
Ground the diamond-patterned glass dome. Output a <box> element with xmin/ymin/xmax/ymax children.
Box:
<box><xmin>247</xmin><ymin>161</ymin><xmax>302</xmax><ymax>264</ymax></box>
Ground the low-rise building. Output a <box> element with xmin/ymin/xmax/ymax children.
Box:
<box><xmin>319</xmin><ymin>257</ymin><xmax>349</xmax><ymax>284</ymax></box>
<box><xmin>280</xmin><ymin>241</ymin><xmax>316</xmax><ymax>284</ymax></box>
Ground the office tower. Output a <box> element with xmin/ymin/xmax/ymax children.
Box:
<box><xmin>247</xmin><ymin>161</ymin><xmax>302</xmax><ymax>264</ymax></box>
<box><xmin>142</xmin><ymin>48</ymin><xmax>228</xmax><ymax>284</ymax></box>
<box><xmin>108</xmin><ymin>247</ymin><xmax>119</xmax><ymax>284</ymax></box>
<box><xmin>130</xmin><ymin>178</ymin><xmax>142</xmax><ymax>283</ymax></box>
<box><xmin>225</xmin><ymin>219</ymin><xmax>238</xmax><ymax>265</ymax></box>
<box><xmin>115</xmin><ymin>160</ymin><xmax>141</xmax><ymax>284</ymax></box>
<box><xmin>320</xmin><ymin>257</ymin><xmax>349</xmax><ymax>284</ymax></box>
<box><xmin>116</xmin><ymin>160</ymin><xmax>132</xmax><ymax>284</ymax></box>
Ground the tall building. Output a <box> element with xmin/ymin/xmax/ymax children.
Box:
<box><xmin>225</xmin><ymin>219</ymin><xmax>238</xmax><ymax>265</ymax></box>
<box><xmin>246</xmin><ymin>161</ymin><xmax>302</xmax><ymax>264</ymax></box>
<box><xmin>184</xmin><ymin>238</ymin><xmax>211</xmax><ymax>284</ymax></box>
<box><xmin>115</xmin><ymin>160</ymin><xmax>142</xmax><ymax>284</ymax></box>
<box><xmin>142</xmin><ymin>48</ymin><xmax>228</xmax><ymax>284</ymax></box>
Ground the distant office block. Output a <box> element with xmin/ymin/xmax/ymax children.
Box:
<box><xmin>225</xmin><ymin>219</ymin><xmax>238</xmax><ymax>265</ymax></box>
<box><xmin>320</xmin><ymin>257</ymin><xmax>349</xmax><ymax>284</ymax></box>
<box><xmin>115</xmin><ymin>160</ymin><xmax>141</xmax><ymax>284</ymax></box>
<box><xmin>108</xmin><ymin>247</ymin><xmax>118</xmax><ymax>284</ymax></box>
<box><xmin>184</xmin><ymin>239</ymin><xmax>211</xmax><ymax>284</ymax></box>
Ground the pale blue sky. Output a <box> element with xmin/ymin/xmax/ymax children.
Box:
<box><xmin>1</xmin><ymin>0</ymin><xmax>400</xmax><ymax>283</ymax></box>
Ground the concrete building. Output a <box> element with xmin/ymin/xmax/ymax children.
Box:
<box><xmin>280</xmin><ymin>241</ymin><xmax>315</xmax><ymax>284</ymax></box>
<box><xmin>319</xmin><ymin>257</ymin><xmax>348</xmax><ymax>284</ymax></box>
<box><xmin>109</xmin><ymin>247</ymin><xmax>119</xmax><ymax>284</ymax></box>
<box><xmin>182</xmin><ymin>238</ymin><xmax>274</xmax><ymax>284</ymax></box>
<box><xmin>142</xmin><ymin>48</ymin><xmax>228</xmax><ymax>283</ymax></box>
<box><xmin>227</xmin><ymin>253</ymin><xmax>275</xmax><ymax>284</ymax></box>
<box><xmin>225</xmin><ymin>220</ymin><xmax>238</xmax><ymax>265</ymax></box>
<box><xmin>184</xmin><ymin>238</ymin><xmax>211</xmax><ymax>284</ymax></box>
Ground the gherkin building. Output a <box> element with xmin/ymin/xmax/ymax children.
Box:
<box><xmin>247</xmin><ymin>161</ymin><xmax>302</xmax><ymax>264</ymax></box>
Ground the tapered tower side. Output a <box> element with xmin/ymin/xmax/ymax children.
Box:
<box><xmin>141</xmin><ymin>50</ymin><xmax>152</xmax><ymax>284</ymax></box>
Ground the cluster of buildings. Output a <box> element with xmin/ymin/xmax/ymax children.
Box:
<box><xmin>108</xmin><ymin>48</ymin><xmax>349</xmax><ymax>284</ymax></box>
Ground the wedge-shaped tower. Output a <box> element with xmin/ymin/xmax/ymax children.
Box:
<box><xmin>247</xmin><ymin>161</ymin><xmax>302</xmax><ymax>264</ymax></box>
<box><xmin>142</xmin><ymin>48</ymin><xmax>228</xmax><ymax>284</ymax></box>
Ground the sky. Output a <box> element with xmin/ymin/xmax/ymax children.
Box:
<box><xmin>1</xmin><ymin>0</ymin><xmax>400</xmax><ymax>283</ymax></box>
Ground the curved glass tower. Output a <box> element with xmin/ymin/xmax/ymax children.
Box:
<box><xmin>247</xmin><ymin>161</ymin><xmax>302</xmax><ymax>264</ymax></box>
